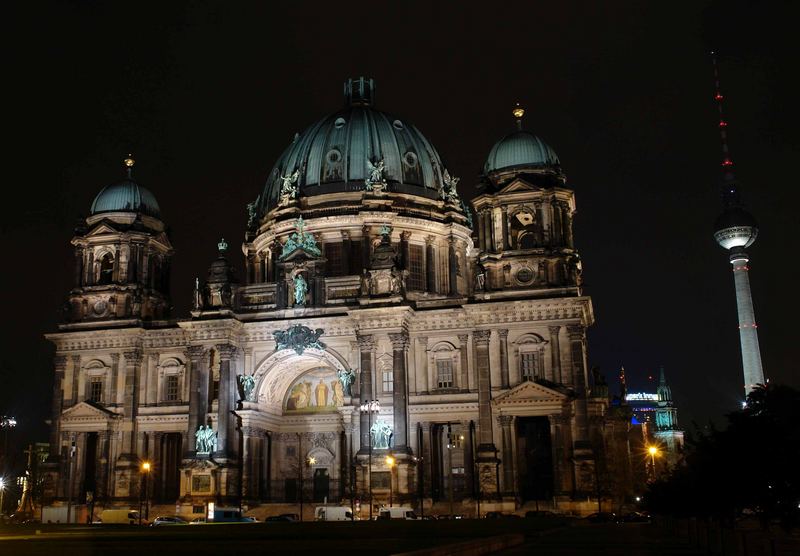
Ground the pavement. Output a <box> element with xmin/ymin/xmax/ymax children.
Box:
<box><xmin>496</xmin><ymin>521</ymin><xmax>705</xmax><ymax>556</ymax></box>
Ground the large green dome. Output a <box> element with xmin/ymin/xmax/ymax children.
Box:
<box><xmin>90</xmin><ymin>177</ymin><xmax>161</xmax><ymax>219</ymax></box>
<box><xmin>259</xmin><ymin>78</ymin><xmax>449</xmax><ymax>214</ymax></box>
<box><xmin>484</xmin><ymin>129</ymin><xmax>560</xmax><ymax>175</ymax></box>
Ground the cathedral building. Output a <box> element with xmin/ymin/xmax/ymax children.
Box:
<box><xmin>43</xmin><ymin>78</ymin><xmax>633</xmax><ymax>516</ymax></box>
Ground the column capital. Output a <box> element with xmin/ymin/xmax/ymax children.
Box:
<box><xmin>497</xmin><ymin>328</ymin><xmax>509</xmax><ymax>340</ymax></box>
<box><xmin>356</xmin><ymin>334</ymin><xmax>375</xmax><ymax>351</ymax></box>
<box><xmin>448</xmin><ymin>235</ymin><xmax>457</xmax><ymax>246</ymax></box>
<box><xmin>148</xmin><ymin>352</ymin><xmax>160</xmax><ymax>364</ymax></box>
<box><xmin>110</xmin><ymin>353</ymin><xmax>120</xmax><ymax>364</ymax></box>
<box><xmin>389</xmin><ymin>332</ymin><xmax>410</xmax><ymax>351</ymax></box>
<box><xmin>123</xmin><ymin>350</ymin><xmax>143</xmax><ymax>365</ymax></box>
<box><xmin>425</xmin><ymin>235</ymin><xmax>435</xmax><ymax>245</ymax></box>
<box><xmin>215</xmin><ymin>344</ymin><xmax>237</xmax><ymax>360</ymax></box>
<box><xmin>498</xmin><ymin>414</ymin><xmax>514</xmax><ymax>427</ymax></box>
<box><xmin>185</xmin><ymin>345</ymin><xmax>207</xmax><ymax>360</ymax></box>
<box><xmin>548</xmin><ymin>325</ymin><xmax>562</xmax><ymax>335</ymax></box>
<box><xmin>340</xmin><ymin>230</ymin><xmax>350</xmax><ymax>241</ymax></box>
<box><xmin>473</xmin><ymin>329</ymin><xmax>491</xmax><ymax>346</ymax></box>
<box><xmin>457</xmin><ymin>334</ymin><xmax>469</xmax><ymax>346</ymax></box>
<box><xmin>362</xmin><ymin>224</ymin><xmax>371</xmax><ymax>234</ymax></box>
<box><xmin>54</xmin><ymin>355</ymin><xmax>68</xmax><ymax>371</ymax></box>
<box><xmin>566</xmin><ymin>325</ymin><xmax>585</xmax><ymax>340</ymax></box>
<box><xmin>400</xmin><ymin>230</ymin><xmax>412</xmax><ymax>240</ymax></box>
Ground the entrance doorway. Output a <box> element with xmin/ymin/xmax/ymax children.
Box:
<box><xmin>516</xmin><ymin>417</ymin><xmax>554</xmax><ymax>502</ymax></box>
<box><xmin>313</xmin><ymin>468</ymin><xmax>330</xmax><ymax>502</ymax></box>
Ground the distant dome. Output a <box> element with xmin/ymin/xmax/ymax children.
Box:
<box><xmin>259</xmin><ymin>77</ymin><xmax>449</xmax><ymax>214</ymax></box>
<box><xmin>90</xmin><ymin>178</ymin><xmax>162</xmax><ymax>219</ymax></box>
<box><xmin>484</xmin><ymin>130</ymin><xmax>561</xmax><ymax>175</ymax></box>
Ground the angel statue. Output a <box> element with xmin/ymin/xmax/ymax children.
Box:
<box><xmin>442</xmin><ymin>169</ymin><xmax>460</xmax><ymax>204</ymax></box>
<box><xmin>365</xmin><ymin>158</ymin><xmax>387</xmax><ymax>194</ymax></box>
<box><xmin>239</xmin><ymin>374</ymin><xmax>256</xmax><ymax>402</ymax></box>
<box><xmin>293</xmin><ymin>274</ymin><xmax>308</xmax><ymax>306</ymax></box>
<box><xmin>278</xmin><ymin>168</ymin><xmax>300</xmax><ymax>205</ymax></box>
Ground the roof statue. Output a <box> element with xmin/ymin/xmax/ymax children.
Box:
<box><xmin>246</xmin><ymin>194</ymin><xmax>260</xmax><ymax>228</ymax></box>
<box><xmin>365</xmin><ymin>157</ymin><xmax>387</xmax><ymax>194</ymax></box>
<box><xmin>278</xmin><ymin>168</ymin><xmax>300</xmax><ymax>206</ymax></box>
<box><xmin>279</xmin><ymin>217</ymin><xmax>321</xmax><ymax>260</ymax></box>
<box><xmin>442</xmin><ymin>169</ymin><xmax>461</xmax><ymax>204</ymax></box>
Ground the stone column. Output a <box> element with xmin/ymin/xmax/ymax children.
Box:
<box><xmin>425</xmin><ymin>236</ymin><xmax>436</xmax><ymax>293</ymax></box>
<box><xmin>498</xmin><ymin>329</ymin><xmax>509</xmax><ymax>389</ymax></box>
<box><xmin>49</xmin><ymin>355</ymin><xmax>67</xmax><ymax>458</ymax></box>
<box><xmin>550</xmin><ymin>198</ymin><xmax>562</xmax><ymax>245</ymax></box>
<box><xmin>255</xmin><ymin>253</ymin><xmax>265</xmax><ymax>283</ymax></box>
<box><xmin>86</xmin><ymin>249</ymin><xmax>94</xmax><ymax>285</ymax></box>
<box><xmin>241</xmin><ymin>426</ymin><xmax>255</xmax><ymax>499</ymax></box>
<box><xmin>400</xmin><ymin>231</ymin><xmax>411</xmax><ymax>270</ymax></box>
<box><xmin>110</xmin><ymin>353</ymin><xmax>121</xmax><ymax>406</ymax></box>
<box><xmin>389</xmin><ymin>333</ymin><xmax>411</xmax><ymax>453</ymax></box>
<box><xmin>420</xmin><ymin>422</ymin><xmax>432</xmax><ymax>498</ymax></box>
<box><xmin>71</xmin><ymin>355</ymin><xmax>81</xmax><ymax>405</ymax></box>
<box><xmin>112</xmin><ymin>243</ymin><xmax>121</xmax><ymax>282</ymax></box>
<box><xmin>216</xmin><ymin>344</ymin><xmax>237</xmax><ymax>458</ymax></box>
<box><xmin>97</xmin><ymin>430</ymin><xmax>111</xmax><ymax>500</ymax></box>
<box><xmin>357</xmin><ymin>335</ymin><xmax>375</xmax><ymax>454</ymax></box>
<box><xmin>448</xmin><ymin>237</ymin><xmax>458</xmax><ymax>296</ymax></box>
<box><xmin>474</xmin><ymin>330</ymin><xmax>495</xmax><ymax>450</ymax></box>
<box><xmin>457</xmin><ymin>334</ymin><xmax>470</xmax><ymax>392</ymax></box>
<box><xmin>145</xmin><ymin>353</ymin><xmax>159</xmax><ymax>406</ymax></box>
<box><xmin>416</xmin><ymin>336</ymin><xmax>429</xmax><ymax>393</ymax></box>
<box><xmin>499</xmin><ymin>415</ymin><xmax>514</xmax><ymax>494</ymax></box>
<box><xmin>549</xmin><ymin>326</ymin><xmax>562</xmax><ymax>384</ymax></box>
<box><xmin>74</xmin><ymin>247</ymin><xmax>83</xmax><ymax>287</ymax></box>
<box><xmin>477</xmin><ymin>211</ymin><xmax>486</xmax><ymax>252</ymax></box>
<box><xmin>501</xmin><ymin>208</ymin><xmax>510</xmax><ymax>250</ymax></box>
<box><xmin>340</xmin><ymin>231</ymin><xmax>350</xmax><ymax>274</ymax></box>
<box><xmin>563</xmin><ymin>206</ymin><xmax>574</xmax><ymax>248</ymax></box>
<box><xmin>463</xmin><ymin>420</ymin><xmax>475</xmax><ymax>497</ymax></box>
<box><xmin>186</xmin><ymin>345</ymin><xmax>209</xmax><ymax>455</ymax></box>
<box><xmin>567</xmin><ymin>326</ymin><xmax>590</xmax><ymax>445</ymax></box>
<box><xmin>121</xmin><ymin>350</ymin><xmax>142</xmax><ymax>456</ymax></box>
<box><xmin>362</xmin><ymin>225</ymin><xmax>371</xmax><ymax>269</ymax></box>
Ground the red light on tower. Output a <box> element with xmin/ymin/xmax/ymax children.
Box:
<box><xmin>722</xmin><ymin>159</ymin><xmax>734</xmax><ymax>167</ymax></box>
<box><xmin>719</xmin><ymin>121</ymin><xmax>727</xmax><ymax>128</ymax></box>
<box><xmin>715</xmin><ymin>93</ymin><xmax>723</xmax><ymax>101</ymax></box>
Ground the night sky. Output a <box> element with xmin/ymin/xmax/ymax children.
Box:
<box><xmin>2</xmin><ymin>1</ymin><xmax>796</xmax><ymax>448</ymax></box>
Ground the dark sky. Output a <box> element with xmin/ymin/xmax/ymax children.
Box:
<box><xmin>2</xmin><ymin>1</ymin><xmax>797</xmax><ymax>447</ymax></box>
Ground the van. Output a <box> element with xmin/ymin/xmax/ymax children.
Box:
<box><xmin>377</xmin><ymin>507</ymin><xmax>419</xmax><ymax>520</ymax></box>
<box><xmin>315</xmin><ymin>506</ymin><xmax>358</xmax><ymax>521</ymax></box>
<box><xmin>99</xmin><ymin>509</ymin><xmax>141</xmax><ymax>525</ymax></box>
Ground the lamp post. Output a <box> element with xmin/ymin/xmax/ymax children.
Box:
<box><xmin>0</xmin><ymin>478</ymin><xmax>5</xmax><ymax>516</ymax></box>
<box><xmin>385</xmin><ymin>455</ymin><xmax>395</xmax><ymax>508</ymax></box>
<box><xmin>359</xmin><ymin>400</ymin><xmax>380</xmax><ymax>520</ymax></box>
<box><xmin>647</xmin><ymin>445</ymin><xmax>659</xmax><ymax>481</ymax></box>
<box><xmin>446</xmin><ymin>424</ymin><xmax>455</xmax><ymax>518</ymax></box>
<box><xmin>141</xmin><ymin>461</ymin><xmax>151</xmax><ymax>522</ymax></box>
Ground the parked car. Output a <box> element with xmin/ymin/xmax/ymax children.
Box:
<box><xmin>151</xmin><ymin>516</ymin><xmax>188</xmax><ymax>526</ymax></box>
<box><xmin>584</xmin><ymin>512</ymin><xmax>617</xmax><ymax>523</ymax></box>
<box><xmin>265</xmin><ymin>515</ymin><xmax>293</xmax><ymax>522</ymax></box>
<box><xmin>484</xmin><ymin>512</ymin><xmax>520</xmax><ymax>519</ymax></box>
<box><xmin>315</xmin><ymin>506</ymin><xmax>358</xmax><ymax>521</ymax></box>
<box><xmin>619</xmin><ymin>511</ymin><xmax>650</xmax><ymax>523</ymax></box>
<box><xmin>98</xmin><ymin>509</ymin><xmax>143</xmax><ymax>525</ymax></box>
<box><xmin>377</xmin><ymin>507</ymin><xmax>420</xmax><ymax>520</ymax></box>
<box><xmin>525</xmin><ymin>510</ymin><xmax>556</xmax><ymax>518</ymax></box>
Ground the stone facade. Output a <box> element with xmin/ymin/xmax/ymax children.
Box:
<box><xmin>44</xmin><ymin>84</ymin><xmax>635</xmax><ymax>515</ymax></box>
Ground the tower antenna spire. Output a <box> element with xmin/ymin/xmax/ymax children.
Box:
<box><xmin>711</xmin><ymin>52</ymin><xmax>741</xmax><ymax>208</ymax></box>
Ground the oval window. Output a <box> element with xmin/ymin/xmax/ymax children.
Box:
<box><xmin>516</xmin><ymin>267</ymin><xmax>534</xmax><ymax>283</ymax></box>
<box><xmin>326</xmin><ymin>149</ymin><xmax>342</xmax><ymax>164</ymax></box>
<box><xmin>393</xmin><ymin>120</ymin><xmax>404</xmax><ymax>130</ymax></box>
<box><xmin>334</xmin><ymin>117</ymin><xmax>346</xmax><ymax>129</ymax></box>
<box><xmin>403</xmin><ymin>152</ymin><xmax>418</xmax><ymax>167</ymax></box>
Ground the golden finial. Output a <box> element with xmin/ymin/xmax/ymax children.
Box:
<box><xmin>512</xmin><ymin>103</ymin><xmax>525</xmax><ymax>120</ymax></box>
<box><xmin>124</xmin><ymin>154</ymin><xmax>135</xmax><ymax>178</ymax></box>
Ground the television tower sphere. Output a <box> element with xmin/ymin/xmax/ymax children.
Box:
<box><xmin>713</xmin><ymin>204</ymin><xmax>758</xmax><ymax>250</ymax></box>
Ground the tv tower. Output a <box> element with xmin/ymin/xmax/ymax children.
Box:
<box><xmin>710</xmin><ymin>53</ymin><xmax>765</xmax><ymax>396</ymax></box>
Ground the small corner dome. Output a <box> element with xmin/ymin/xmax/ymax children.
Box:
<box><xmin>484</xmin><ymin>130</ymin><xmax>561</xmax><ymax>175</ymax></box>
<box><xmin>90</xmin><ymin>179</ymin><xmax>161</xmax><ymax>218</ymax></box>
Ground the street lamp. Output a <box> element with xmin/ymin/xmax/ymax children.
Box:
<box><xmin>359</xmin><ymin>400</ymin><xmax>380</xmax><ymax>520</ymax></box>
<box><xmin>647</xmin><ymin>445</ymin><xmax>659</xmax><ymax>480</ymax></box>
<box><xmin>141</xmin><ymin>461</ymin><xmax>152</xmax><ymax>523</ymax></box>
<box><xmin>385</xmin><ymin>455</ymin><xmax>396</xmax><ymax>508</ymax></box>
<box><xmin>0</xmin><ymin>478</ymin><xmax>5</xmax><ymax>517</ymax></box>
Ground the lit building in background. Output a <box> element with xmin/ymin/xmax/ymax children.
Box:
<box><xmin>43</xmin><ymin>78</ymin><xmax>637</xmax><ymax>518</ymax></box>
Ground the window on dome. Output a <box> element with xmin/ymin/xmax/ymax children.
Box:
<box><xmin>408</xmin><ymin>245</ymin><xmax>424</xmax><ymax>291</ymax></box>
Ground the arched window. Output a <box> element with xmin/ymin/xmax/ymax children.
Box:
<box><xmin>430</xmin><ymin>342</ymin><xmax>459</xmax><ymax>390</ymax></box>
<box><xmin>514</xmin><ymin>334</ymin><xmax>547</xmax><ymax>383</ymax></box>
<box><xmin>98</xmin><ymin>253</ymin><xmax>114</xmax><ymax>285</ymax></box>
<box><xmin>378</xmin><ymin>354</ymin><xmax>393</xmax><ymax>393</ymax></box>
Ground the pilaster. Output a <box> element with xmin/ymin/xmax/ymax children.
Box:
<box><xmin>389</xmin><ymin>332</ymin><xmax>411</xmax><ymax>453</ymax></box>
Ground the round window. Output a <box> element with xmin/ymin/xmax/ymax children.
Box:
<box><xmin>326</xmin><ymin>149</ymin><xmax>342</xmax><ymax>164</ymax></box>
<box><xmin>334</xmin><ymin>117</ymin><xmax>346</xmax><ymax>129</ymax></box>
<box><xmin>403</xmin><ymin>151</ymin><xmax>418</xmax><ymax>167</ymax></box>
<box><xmin>516</xmin><ymin>267</ymin><xmax>534</xmax><ymax>283</ymax></box>
<box><xmin>393</xmin><ymin>119</ymin><xmax>404</xmax><ymax>130</ymax></box>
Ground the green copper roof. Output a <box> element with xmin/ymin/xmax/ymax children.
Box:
<box><xmin>259</xmin><ymin>77</ymin><xmax>449</xmax><ymax>213</ymax></box>
<box><xmin>90</xmin><ymin>179</ymin><xmax>162</xmax><ymax>218</ymax></box>
<box><xmin>484</xmin><ymin>130</ymin><xmax>560</xmax><ymax>174</ymax></box>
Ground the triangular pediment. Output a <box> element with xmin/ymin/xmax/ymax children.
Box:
<box><xmin>84</xmin><ymin>221</ymin><xmax>122</xmax><ymax>237</ymax></box>
<box><xmin>61</xmin><ymin>401</ymin><xmax>118</xmax><ymax>421</ymax></box>
<box><xmin>493</xmin><ymin>380</ymin><xmax>568</xmax><ymax>407</ymax></box>
<box><xmin>498</xmin><ymin>178</ymin><xmax>539</xmax><ymax>194</ymax></box>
